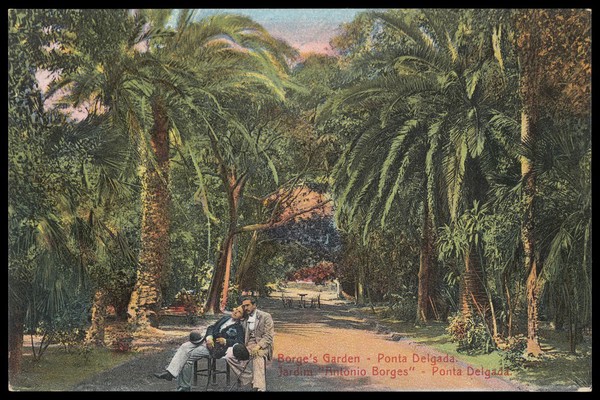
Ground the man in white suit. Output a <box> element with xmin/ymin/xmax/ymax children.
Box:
<box><xmin>227</xmin><ymin>295</ymin><xmax>274</xmax><ymax>392</ymax></box>
<box><xmin>154</xmin><ymin>306</ymin><xmax>246</xmax><ymax>391</ymax></box>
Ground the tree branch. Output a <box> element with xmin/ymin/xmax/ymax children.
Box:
<box><xmin>236</xmin><ymin>199</ymin><xmax>332</xmax><ymax>234</ymax></box>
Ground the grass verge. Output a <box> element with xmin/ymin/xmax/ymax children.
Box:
<box><xmin>9</xmin><ymin>346</ymin><xmax>138</xmax><ymax>391</ymax></box>
<box><xmin>353</xmin><ymin>306</ymin><xmax>592</xmax><ymax>391</ymax></box>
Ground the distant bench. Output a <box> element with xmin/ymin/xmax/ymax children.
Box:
<box><xmin>281</xmin><ymin>293</ymin><xmax>320</xmax><ymax>309</ymax></box>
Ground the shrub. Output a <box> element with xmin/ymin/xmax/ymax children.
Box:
<box><xmin>77</xmin><ymin>343</ymin><xmax>93</xmax><ymax>365</ymax></box>
<box><xmin>499</xmin><ymin>336</ymin><xmax>527</xmax><ymax>370</ymax></box>
<box><xmin>174</xmin><ymin>288</ymin><xmax>203</xmax><ymax>315</ymax></box>
<box><xmin>447</xmin><ymin>313</ymin><xmax>495</xmax><ymax>354</ymax></box>
<box><xmin>383</xmin><ymin>292</ymin><xmax>418</xmax><ymax>321</ymax></box>
<box><xmin>43</xmin><ymin>300</ymin><xmax>90</xmax><ymax>353</ymax></box>
<box><xmin>286</xmin><ymin>261</ymin><xmax>335</xmax><ymax>284</ymax></box>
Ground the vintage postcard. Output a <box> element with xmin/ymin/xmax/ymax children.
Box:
<box><xmin>8</xmin><ymin>8</ymin><xmax>591</xmax><ymax>392</ymax></box>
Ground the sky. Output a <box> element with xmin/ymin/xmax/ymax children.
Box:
<box><xmin>39</xmin><ymin>9</ymin><xmax>369</xmax><ymax>120</ymax></box>
<box><xmin>184</xmin><ymin>9</ymin><xmax>369</xmax><ymax>54</ymax></box>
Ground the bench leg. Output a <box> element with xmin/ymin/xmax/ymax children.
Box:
<box><xmin>211</xmin><ymin>357</ymin><xmax>218</xmax><ymax>385</ymax></box>
<box><xmin>193</xmin><ymin>360</ymin><xmax>198</xmax><ymax>386</ymax></box>
<box><xmin>205</xmin><ymin>358</ymin><xmax>212</xmax><ymax>391</ymax></box>
<box><xmin>226</xmin><ymin>362</ymin><xmax>231</xmax><ymax>386</ymax></box>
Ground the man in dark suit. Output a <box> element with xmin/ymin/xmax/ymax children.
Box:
<box><xmin>154</xmin><ymin>306</ymin><xmax>245</xmax><ymax>391</ymax></box>
<box><xmin>227</xmin><ymin>295</ymin><xmax>274</xmax><ymax>392</ymax></box>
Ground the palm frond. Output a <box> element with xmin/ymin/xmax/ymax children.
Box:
<box><xmin>347</xmin><ymin>169</ymin><xmax>378</xmax><ymax>224</ymax></box>
<box><xmin>368</xmin><ymin>10</ymin><xmax>430</xmax><ymax>49</ymax></box>
<box><xmin>443</xmin><ymin>128</ymin><xmax>467</xmax><ymax>221</ymax></box>
<box><xmin>377</xmin><ymin>119</ymin><xmax>419</xmax><ymax>197</ymax></box>
<box><xmin>380</xmin><ymin>135</ymin><xmax>424</xmax><ymax>228</ymax></box>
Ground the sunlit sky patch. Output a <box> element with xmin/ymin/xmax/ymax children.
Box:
<box><xmin>40</xmin><ymin>9</ymin><xmax>373</xmax><ymax>120</ymax></box>
<box><xmin>175</xmin><ymin>9</ymin><xmax>371</xmax><ymax>54</ymax></box>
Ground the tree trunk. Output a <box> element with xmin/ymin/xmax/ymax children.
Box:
<box><xmin>521</xmin><ymin>108</ymin><xmax>543</xmax><ymax>356</ymax></box>
<box><xmin>128</xmin><ymin>96</ymin><xmax>170</xmax><ymax>329</ymax></box>
<box><xmin>205</xmin><ymin>238</ymin><xmax>229</xmax><ymax>314</ymax></box>
<box><xmin>8</xmin><ymin>301</ymin><xmax>26</xmax><ymax>382</ymax></box>
<box><xmin>525</xmin><ymin>259</ymin><xmax>543</xmax><ymax>355</ymax></box>
<box><xmin>460</xmin><ymin>245</ymin><xmax>489</xmax><ymax>321</ymax></box>
<box><xmin>220</xmin><ymin>233</ymin><xmax>237</xmax><ymax>310</ymax></box>
<box><xmin>515</xmin><ymin>9</ymin><xmax>545</xmax><ymax>357</ymax></box>
<box><xmin>236</xmin><ymin>230</ymin><xmax>259</xmax><ymax>290</ymax></box>
<box><xmin>356</xmin><ymin>256</ymin><xmax>365</xmax><ymax>305</ymax></box>
<box><xmin>86</xmin><ymin>288</ymin><xmax>108</xmax><ymax>346</ymax></box>
<box><xmin>416</xmin><ymin>201</ymin><xmax>435</xmax><ymax>323</ymax></box>
<box><xmin>205</xmin><ymin>172</ymin><xmax>245</xmax><ymax>314</ymax></box>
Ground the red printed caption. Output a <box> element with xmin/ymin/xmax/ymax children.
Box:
<box><xmin>275</xmin><ymin>352</ymin><xmax>511</xmax><ymax>379</ymax></box>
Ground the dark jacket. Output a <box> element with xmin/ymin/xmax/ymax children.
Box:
<box><xmin>204</xmin><ymin>315</ymin><xmax>245</xmax><ymax>358</ymax></box>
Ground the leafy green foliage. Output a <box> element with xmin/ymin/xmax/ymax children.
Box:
<box><xmin>447</xmin><ymin>314</ymin><xmax>496</xmax><ymax>355</ymax></box>
<box><xmin>383</xmin><ymin>293</ymin><xmax>418</xmax><ymax>321</ymax></box>
<box><xmin>8</xmin><ymin>8</ymin><xmax>591</xmax><ymax>379</ymax></box>
<box><xmin>499</xmin><ymin>336</ymin><xmax>527</xmax><ymax>370</ymax></box>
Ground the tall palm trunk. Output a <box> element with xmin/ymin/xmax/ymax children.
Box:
<box><xmin>86</xmin><ymin>288</ymin><xmax>108</xmax><ymax>345</ymax></box>
<box><xmin>521</xmin><ymin>107</ymin><xmax>543</xmax><ymax>355</ymax></box>
<box><xmin>515</xmin><ymin>9</ymin><xmax>545</xmax><ymax>357</ymax></box>
<box><xmin>417</xmin><ymin>201</ymin><xmax>435</xmax><ymax>323</ymax></box>
<box><xmin>205</xmin><ymin>172</ymin><xmax>246</xmax><ymax>314</ymax></box>
<box><xmin>128</xmin><ymin>96</ymin><xmax>171</xmax><ymax>328</ymax></box>
<box><xmin>8</xmin><ymin>298</ymin><xmax>26</xmax><ymax>381</ymax></box>
<box><xmin>460</xmin><ymin>245</ymin><xmax>489</xmax><ymax>320</ymax></box>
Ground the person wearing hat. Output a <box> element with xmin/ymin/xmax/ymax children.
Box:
<box><xmin>227</xmin><ymin>295</ymin><xmax>274</xmax><ymax>392</ymax></box>
<box><xmin>154</xmin><ymin>306</ymin><xmax>247</xmax><ymax>391</ymax></box>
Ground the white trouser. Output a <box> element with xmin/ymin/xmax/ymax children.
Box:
<box><xmin>165</xmin><ymin>341</ymin><xmax>210</xmax><ymax>389</ymax></box>
<box><xmin>226</xmin><ymin>339</ymin><xmax>268</xmax><ymax>391</ymax></box>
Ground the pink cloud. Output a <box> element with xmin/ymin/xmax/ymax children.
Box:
<box><xmin>296</xmin><ymin>41</ymin><xmax>337</xmax><ymax>56</ymax></box>
<box><xmin>35</xmin><ymin>68</ymin><xmax>89</xmax><ymax>121</ymax></box>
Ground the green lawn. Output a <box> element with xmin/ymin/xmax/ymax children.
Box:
<box><xmin>356</xmin><ymin>307</ymin><xmax>592</xmax><ymax>391</ymax></box>
<box><xmin>9</xmin><ymin>346</ymin><xmax>137</xmax><ymax>391</ymax></box>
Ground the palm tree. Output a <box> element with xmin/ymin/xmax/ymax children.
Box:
<box><xmin>165</xmin><ymin>13</ymin><xmax>300</xmax><ymax>314</ymax></box>
<box><xmin>536</xmin><ymin>119</ymin><xmax>591</xmax><ymax>353</ymax></box>
<box><xmin>323</xmin><ymin>9</ymin><xmax>508</xmax><ymax>323</ymax></box>
<box><xmin>61</xmin><ymin>117</ymin><xmax>140</xmax><ymax>344</ymax></box>
<box><xmin>45</xmin><ymin>9</ymin><xmax>199</xmax><ymax>328</ymax></box>
<box><xmin>512</xmin><ymin>9</ymin><xmax>591</xmax><ymax>355</ymax></box>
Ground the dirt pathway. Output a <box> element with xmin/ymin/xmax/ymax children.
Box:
<box><xmin>265</xmin><ymin>287</ymin><xmax>523</xmax><ymax>391</ymax></box>
<box><xmin>73</xmin><ymin>286</ymin><xmax>525</xmax><ymax>391</ymax></box>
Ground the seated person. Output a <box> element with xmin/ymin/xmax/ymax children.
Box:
<box><xmin>154</xmin><ymin>306</ymin><xmax>247</xmax><ymax>392</ymax></box>
<box><xmin>227</xmin><ymin>295</ymin><xmax>274</xmax><ymax>392</ymax></box>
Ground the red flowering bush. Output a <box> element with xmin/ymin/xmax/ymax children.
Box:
<box><xmin>112</xmin><ymin>335</ymin><xmax>134</xmax><ymax>352</ymax></box>
<box><xmin>286</xmin><ymin>261</ymin><xmax>335</xmax><ymax>284</ymax></box>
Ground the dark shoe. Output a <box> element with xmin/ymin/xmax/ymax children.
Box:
<box><xmin>154</xmin><ymin>370</ymin><xmax>174</xmax><ymax>381</ymax></box>
<box><xmin>176</xmin><ymin>387</ymin><xmax>191</xmax><ymax>392</ymax></box>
